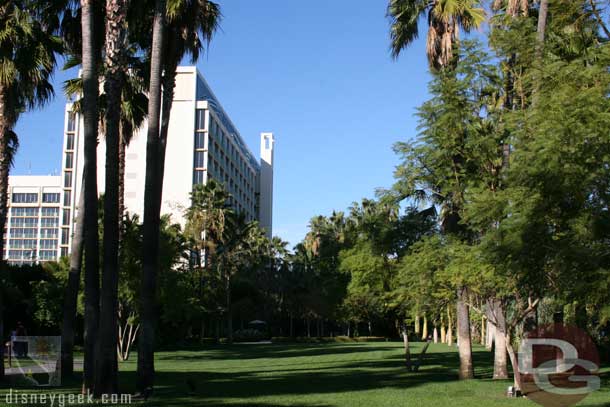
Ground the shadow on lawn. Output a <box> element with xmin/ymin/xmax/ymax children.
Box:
<box><xmin>0</xmin><ymin>344</ymin><xmax>538</xmax><ymax>407</ymax></box>
<box><xmin>157</xmin><ymin>343</ymin><xmax>399</xmax><ymax>361</ymax></box>
<box><xmin>125</xmin><ymin>344</ymin><xmax>492</xmax><ymax>406</ymax></box>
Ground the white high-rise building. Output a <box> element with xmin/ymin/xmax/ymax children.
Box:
<box><xmin>59</xmin><ymin>66</ymin><xmax>274</xmax><ymax>254</ymax></box>
<box><xmin>3</xmin><ymin>175</ymin><xmax>62</xmax><ymax>264</ymax></box>
<box><xmin>3</xmin><ymin>66</ymin><xmax>274</xmax><ymax>264</ymax></box>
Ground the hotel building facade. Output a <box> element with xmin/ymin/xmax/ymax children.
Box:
<box><xmin>4</xmin><ymin>66</ymin><xmax>274</xmax><ymax>264</ymax></box>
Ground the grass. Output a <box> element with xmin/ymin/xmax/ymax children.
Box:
<box><xmin>1</xmin><ymin>341</ymin><xmax>609</xmax><ymax>406</ymax></box>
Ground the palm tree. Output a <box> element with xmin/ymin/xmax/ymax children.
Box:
<box><xmin>0</xmin><ymin>132</ymin><xmax>18</xmax><ymax>381</ymax></box>
<box><xmin>138</xmin><ymin>0</ymin><xmax>220</xmax><ymax>392</ymax></box>
<box><xmin>184</xmin><ymin>180</ymin><xmax>232</xmax><ymax>336</ymax></box>
<box><xmin>79</xmin><ymin>0</ymin><xmax>104</xmax><ymax>392</ymax></box>
<box><xmin>387</xmin><ymin>0</ymin><xmax>485</xmax><ymax>69</ymax></box>
<box><xmin>216</xmin><ymin>213</ymin><xmax>262</xmax><ymax>344</ymax></box>
<box><xmin>492</xmin><ymin>0</ymin><xmax>529</xmax><ymax>17</ymax></box>
<box><xmin>0</xmin><ymin>1</ymin><xmax>61</xmax><ymax>380</ymax></box>
<box><xmin>138</xmin><ymin>0</ymin><xmax>167</xmax><ymax>394</ymax></box>
<box><xmin>94</xmin><ymin>0</ymin><xmax>130</xmax><ymax>396</ymax></box>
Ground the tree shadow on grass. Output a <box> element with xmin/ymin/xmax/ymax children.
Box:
<box><xmin>157</xmin><ymin>343</ymin><xmax>399</xmax><ymax>362</ymax></box>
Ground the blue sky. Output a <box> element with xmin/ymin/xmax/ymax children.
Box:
<box><xmin>13</xmin><ymin>1</ymin><xmax>436</xmax><ymax>248</ymax></box>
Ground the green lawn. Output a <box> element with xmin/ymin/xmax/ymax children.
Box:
<box><xmin>1</xmin><ymin>342</ymin><xmax>609</xmax><ymax>406</ymax></box>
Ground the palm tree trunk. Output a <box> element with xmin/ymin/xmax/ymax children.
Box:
<box><xmin>95</xmin><ymin>0</ymin><xmax>128</xmax><ymax>396</ymax></box>
<box><xmin>137</xmin><ymin>0</ymin><xmax>167</xmax><ymax>394</ymax></box>
<box><xmin>60</xmin><ymin>181</ymin><xmax>86</xmax><ymax>380</ymax></box>
<box><xmin>118</xmin><ymin>122</ymin><xmax>130</xmax><ymax>235</ymax></box>
<box><xmin>81</xmin><ymin>0</ymin><xmax>101</xmax><ymax>392</ymax></box>
<box><xmin>492</xmin><ymin>300</ymin><xmax>508</xmax><ymax>380</ymax></box>
<box><xmin>0</xmin><ymin>280</ymin><xmax>4</xmax><ymax>381</ymax></box>
<box><xmin>226</xmin><ymin>273</ymin><xmax>233</xmax><ymax>344</ymax></box>
<box><xmin>0</xmin><ymin>84</ymin><xmax>11</xmax><ymax>383</ymax></box>
<box><xmin>457</xmin><ymin>288</ymin><xmax>473</xmax><ymax>379</ymax></box>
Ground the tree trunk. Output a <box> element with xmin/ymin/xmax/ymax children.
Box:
<box><xmin>60</xmin><ymin>182</ymin><xmax>86</xmax><ymax>380</ymax></box>
<box><xmin>0</xmin><ymin>276</ymin><xmax>3</xmax><ymax>381</ymax></box>
<box><xmin>118</xmin><ymin>121</ymin><xmax>129</xmax><ymax>233</ymax></box>
<box><xmin>0</xmin><ymin>83</ymin><xmax>11</xmax><ymax>383</ymax></box>
<box><xmin>433</xmin><ymin>327</ymin><xmax>438</xmax><ymax>343</ymax></box>
<box><xmin>492</xmin><ymin>300</ymin><xmax>508</xmax><ymax>380</ymax></box>
<box><xmin>457</xmin><ymin>288</ymin><xmax>473</xmax><ymax>379</ymax></box>
<box><xmin>446</xmin><ymin>305</ymin><xmax>453</xmax><ymax>346</ymax></box>
<box><xmin>506</xmin><ymin>332</ymin><xmax>522</xmax><ymax>391</ymax></box>
<box><xmin>536</xmin><ymin>0</ymin><xmax>549</xmax><ymax>53</ymax></box>
<box><xmin>226</xmin><ymin>274</ymin><xmax>232</xmax><ymax>344</ymax></box>
<box><xmin>486</xmin><ymin>302</ymin><xmax>495</xmax><ymax>350</ymax></box>
<box><xmin>95</xmin><ymin>0</ymin><xmax>128</xmax><ymax>396</ymax></box>
<box><xmin>421</xmin><ymin>314</ymin><xmax>428</xmax><ymax>340</ymax></box>
<box><xmin>480</xmin><ymin>316</ymin><xmax>485</xmax><ymax>346</ymax></box>
<box><xmin>402</xmin><ymin>326</ymin><xmax>412</xmax><ymax>371</ymax></box>
<box><xmin>81</xmin><ymin>0</ymin><xmax>101</xmax><ymax>393</ymax></box>
<box><xmin>440</xmin><ymin>321</ymin><xmax>446</xmax><ymax>344</ymax></box>
<box><xmin>414</xmin><ymin>313</ymin><xmax>420</xmax><ymax>335</ymax></box>
<box><xmin>137</xmin><ymin>0</ymin><xmax>167</xmax><ymax>394</ymax></box>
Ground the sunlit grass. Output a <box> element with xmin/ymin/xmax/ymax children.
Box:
<box><xmin>1</xmin><ymin>342</ymin><xmax>609</xmax><ymax>406</ymax></box>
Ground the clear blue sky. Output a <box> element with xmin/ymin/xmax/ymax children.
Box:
<box><xmin>13</xmin><ymin>1</ymin><xmax>436</xmax><ymax>248</ymax></box>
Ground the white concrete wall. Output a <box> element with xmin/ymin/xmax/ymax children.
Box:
<box><xmin>258</xmin><ymin>133</ymin><xmax>274</xmax><ymax>237</ymax></box>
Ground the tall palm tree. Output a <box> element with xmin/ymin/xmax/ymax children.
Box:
<box><xmin>493</xmin><ymin>0</ymin><xmax>529</xmax><ymax>17</ymax></box>
<box><xmin>138</xmin><ymin>0</ymin><xmax>167</xmax><ymax>394</ymax></box>
<box><xmin>0</xmin><ymin>1</ymin><xmax>61</xmax><ymax>381</ymax></box>
<box><xmin>216</xmin><ymin>213</ymin><xmax>261</xmax><ymax>344</ymax></box>
<box><xmin>95</xmin><ymin>0</ymin><xmax>130</xmax><ymax>396</ymax></box>
<box><xmin>387</xmin><ymin>0</ymin><xmax>485</xmax><ymax>69</ymax></box>
<box><xmin>138</xmin><ymin>0</ymin><xmax>220</xmax><ymax>392</ymax></box>
<box><xmin>79</xmin><ymin>0</ymin><xmax>103</xmax><ymax>391</ymax></box>
<box><xmin>0</xmin><ymin>132</ymin><xmax>18</xmax><ymax>381</ymax></box>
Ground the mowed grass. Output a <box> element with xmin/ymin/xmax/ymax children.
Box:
<box><xmin>1</xmin><ymin>342</ymin><xmax>609</xmax><ymax>406</ymax></box>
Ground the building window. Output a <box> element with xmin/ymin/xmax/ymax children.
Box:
<box><xmin>41</xmin><ymin>228</ymin><xmax>58</xmax><ymax>238</ymax></box>
<box><xmin>39</xmin><ymin>250</ymin><xmax>57</xmax><ymax>260</ymax></box>
<box><xmin>195</xmin><ymin>133</ymin><xmax>205</xmax><ymax>149</ymax></box>
<box><xmin>41</xmin><ymin>207</ymin><xmax>59</xmax><ymax>217</ymax></box>
<box><xmin>12</xmin><ymin>193</ymin><xmax>38</xmax><ymax>204</ymax></box>
<box><xmin>67</xmin><ymin>112</ymin><xmax>76</xmax><ymax>132</ymax></box>
<box><xmin>62</xmin><ymin>209</ymin><xmax>70</xmax><ymax>226</ymax></box>
<box><xmin>195</xmin><ymin>109</ymin><xmax>206</xmax><ymax>130</ymax></box>
<box><xmin>64</xmin><ymin>171</ymin><xmax>72</xmax><ymax>188</ymax></box>
<box><xmin>40</xmin><ymin>239</ymin><xmax>58</xmax><ymax>249</ymax></box>
<box><xmin>194</xmin><ymin>151</ymin><xmax>205</xmax><ymax>168</ymax></box>
<box><xmin>66</xmin><ymin>133</ymin><xmax>75</xmax><ymax>150</ymax></box>
<box><xmin>65</xmin><ymin>152</ymin><xmax>74</xmax><ymax>169</ymax></box>
<box><xmin>61</xmin><ymin>247</ymin><xmax>68</xmax><ymax>257</ymax></box>
<box><xmin>41</xmin><ymin>217</ymin><xmax>58</xmax><ymax>227</ymax></box>
<box><xmin>61</xmin><ymin>228</ymin><xmax>70</xmax><ymax>245</ymax></box>
<box><xmin>42</xmin><ymin>192</ymin><xmax>60</xmax><ymax>203</ymax></box>
<box><xmin>193</xmin><ymin>170</ymin><xmax>204</xmax><ymax>185</ymax></box>
<box><xmin>63</xmin><ymin>190</ymin><xmax>71</xmax><ymax>207</ymax></box>
<box><xmin>11</xmin><ymin>207</ymin><xmax>39</xmax><ymax>217</ymax></box>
